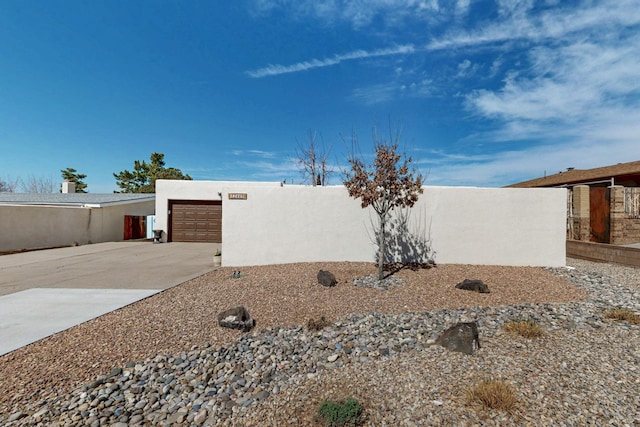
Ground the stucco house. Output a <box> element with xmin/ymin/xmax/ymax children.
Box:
<box><xmin>508</xmin><ymin>160</ymin><xmax>640</xmax><ymax>244</ymax></box>
<box><xmin>154</xmin><ymin>179</ymin><xmax>567</xmax><ymax>267</ymax></box>
<box><xmin>0</xmin><ymin>188</ymin><xmax>155</xmax><ymax>252</ymax></box>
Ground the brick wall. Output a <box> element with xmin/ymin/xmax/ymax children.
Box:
<box><xmin>569</xmin><ymin>185</ymin><xmax>640</xmax><ymax>244</ymax></box>
<box><xmin>567</xmin><ymin>240</ymin><xmax>640</xmax><ymax>267</ymax></box>
<box><xmin>570</xmin><ymin>185</ymin><xmax>591</xmax><ymax>241</ymax></box>
<box><xmin>609</xmin><ymin>186</ymin><xmax>640</xmax><ymax>244</ymax></box>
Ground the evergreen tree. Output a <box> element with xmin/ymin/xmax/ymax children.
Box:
<box><xmin>60</xmin><ymin>168</ymin><xmax>88</xmax><ymax>193</ymax></box>
<box><xmin>113</xmin><ymin>152</ymin><xmax>192</xmax><ymax>193</ymax></box>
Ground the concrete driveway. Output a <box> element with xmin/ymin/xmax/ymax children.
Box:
<box><xmin>0</xmin><ymin>241</ymin><xmax>218</xmax><ymax>355</ymax></box>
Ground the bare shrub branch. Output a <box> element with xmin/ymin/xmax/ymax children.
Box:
<box><xmin>19</xmin><ymin>175</ymin><xmax>56</xmax><ymax>193</ymax></box>
<box><xmin>294</xmin><ymin>129</ymin><xmax>334</xmax><ymax>186</ymax></box>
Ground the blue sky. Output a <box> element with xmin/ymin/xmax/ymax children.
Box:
<box><xmin>1</xmin><ymin>0</ymin><xmax>639</xmax><ymax>192</ymax></box>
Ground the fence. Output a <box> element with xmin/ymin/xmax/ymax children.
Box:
<box><xmin>624</xmin><ymin>187</ymin><xmax>640</xmax><ymax>218</ymax></box>
<box><xmin>567</xmin><ymin>187</ymin><xmax>575</xmax><ymax>239</ymax></box>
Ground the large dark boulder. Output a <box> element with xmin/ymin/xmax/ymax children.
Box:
<box><xmin>217</xmin><ymin>306</ymin><xmax>255</xmax><ymax>332</ymax></box>
<box><xmin>455</xmin><ymin>279</ymin><xmax>490</xmax><ymax>293</ymax></box>
<box><xmin>436</xmin><ymin>321</ymin><xmax>481</xmax><ymax>355</ymax></box>
<box><xmin>317</xmin><ymin>270</ymin><xmax>338</xmax><ymax>287</ymax></box>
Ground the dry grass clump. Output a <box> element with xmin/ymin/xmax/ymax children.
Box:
<box><xmin>466</xmin><ymin>379</ymin><xmax>517</xmax><ymax>411</ymax></box>
<box><xmin>504</xmin><ymin>320</ymin><xmax>544</xmax><ymax>338</ymax></box>
<box><xmin>307</xmin><ymin>316</ymin><xmax>332</xmax><ymax>331</ymax></box>
<box><xmin>605</xmin><ymin>308</ymin><xmax>640</xmax><ymax>325</ymax></box>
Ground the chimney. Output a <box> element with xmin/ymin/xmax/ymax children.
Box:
<box><xmin>62</xmin><ymin>181</ymin><xmax>76</xmax><ymax>193</ymax></box>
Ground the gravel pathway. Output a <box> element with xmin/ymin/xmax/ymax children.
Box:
<box><xmin>0</xmin><ymin>259</ymin><xmax>638</xmax><ymax>426</ymax></box>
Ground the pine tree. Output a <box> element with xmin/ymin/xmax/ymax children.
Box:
<box><xmin>113</xmin><ymin>152</ymin><xmax>191</xmax><ymax>193</ymax></box>
<box><xmin>60</xmin><ymin>168</ymin><xmax>88</xmax><ymax>193</ymax></box>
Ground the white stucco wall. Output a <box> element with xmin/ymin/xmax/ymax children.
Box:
<box><xmin>0</xmin><ymin>201</ymin><xmax>155</xmax><ymax>251</ymax></box>
<box><xmin>98</xmin><ymin>202</ymin><xmax>156</xmax><ymax>242</ymax></box>
<box><xmin>154</xmin><ymin>180</ymin><xmax>279</xmax><ymax>242</ymax></box>
<box><xmin>421</xmin><ymin>187</ymin><xmax>566</xmax><ymax>265</ymax></box>
<box><xmin>0</xmin><ymin>205</ymin><xmax>91</xmax><ymax>251</ymax></box>
<box><xmin>222</xmin><ymin>185</ymin><xmax>372</xmax><ymax>265</ymax></box>
<box><xmin>156</xmin><ymin>180</ymin><xmax>567</xmax><ymax>267</ymax></box>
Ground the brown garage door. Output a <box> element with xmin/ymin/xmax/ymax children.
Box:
<box><xmin>169</xmin><ymin>200</ymin><xmax>222</xmax><ymax>243</ymax></box>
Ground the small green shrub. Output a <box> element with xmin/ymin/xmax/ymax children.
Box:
<box><xmin>605</xmin><ymin>308</ymin><xmax>640</xmax><ymax>325</ymax></box>
<box><xmin>466</xmin><ymin>379</ymin><xmax>517</xmax><ymax>411</ymax></box>
<box><xmin>314</xmin><ymin>397</ymin><xmax>363</xmax><ymax>427</ymax></box>
<box><xmin>504</xmin><ymin>320</ymin><xmax>544</xmax><ymax>338</ymax></box>
<box><xmin>307</xmin><ymin>316</ymin><xmax>332</xmax><ymax>331</ymax></box>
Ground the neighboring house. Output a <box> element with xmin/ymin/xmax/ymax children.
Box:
<box><xmin>508</xmin><ymin>160</ymin><xmax>640</xmax><ymax>244</ymax></box>
<box><xmin>0</xmin><ymin>189</ymin><xmax>155</xmax><ymax>252</ymax></box>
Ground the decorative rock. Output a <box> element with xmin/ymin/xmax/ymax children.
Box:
<box><xmin>32</xmin><ymin>407</ymin><xmax>49</xmax><ymax>420</ymax></box>
<box><xmin>254</xmin><ymin>390</ymin><xmax>270</xmax><ymax>400</ymax></box>
<box><xmin>217</xmin><ymin>306</ymin><xmax>256</xmax><ymax>332</ymax></box>
<box><xmin>455</xmin><ymin>279</ymin><xmax>490</xmax><ymax>293</ymax></box>
<box><xmin>11</xmin><ymin>260</ymin><xmax>640</xmax><ymax>427</ymax></box>
<box><xmin>194</xmin><ymin>407</ymin><xmax>208</xmax><ymax>424</ymax></box>
<box><xmin>317</xmin><ymin>270</ymin><xmax>338</xmax><ymax>287</ymax></box>
<box><xmin>435</xmin><ymin>321</ymin><xmax>481</xmax><ymax>355</ymax></box>
<box><xmin>8</xmin><ymin>412</ymin><xmax>26</xmax><ymax>422</ymax></box>
<box><xmin>353</xmin><ymin>274</ymin><xmax>405</xmax><ymax>290</ymax></box>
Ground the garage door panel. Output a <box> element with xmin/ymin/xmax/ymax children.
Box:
<box><xmin>170</xmin><ymin>201</ymin><xmax>222</xmax><ymax>243</ymax></box>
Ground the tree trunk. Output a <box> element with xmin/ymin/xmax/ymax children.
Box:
<box><xmin>378</xmin><ymin>215</ymin><xmax>386</xmax><ymax>280</ymax></box>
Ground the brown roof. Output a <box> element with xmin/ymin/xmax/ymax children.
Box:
<box><xmin>507</xmin><ymin>160</ymin><xmax>640</xmax><ymax>188</ymax></box>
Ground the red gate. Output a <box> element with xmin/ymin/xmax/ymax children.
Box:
<box><xmin>124</xmin><ymin>216</ymin><xmax>146</xmax><ymax>240</ymax></box>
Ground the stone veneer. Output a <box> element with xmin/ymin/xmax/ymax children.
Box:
<box><xmin>569</xmin><ymin>184</ymin><xmax>640</xmax><ymax>244</ymax></box>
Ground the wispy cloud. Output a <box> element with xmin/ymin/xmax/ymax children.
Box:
<box><xmin>218</xmin><ymin>150</ymin><xmax>300</xmax><ymax>182</ymax></box>
<box><xmin>248</xmin><ymin>150</ymin><xmax>277</xmax><ymax>159</ymax></box>
<box><xmin>235</xmin><ymin>159</ymin><xmax>299</xmax><ymax>181</ymax></box>
<box><xmin>423</xmin><ymin>138</ymin><xmax>640</xmax><ymax>187</ymax></box>
<box><xmin>229</xmin><ymin>149</ymin><xmax>279</xmax><ymax>159</ymax></box>
<box><xmin>351</xmin><ymin>77</ymin><xmax>434</xmax><ymax>105</ymax></box>
<box><xmin>455</xmin><ymin>0</ymin><xmax>471</xmax><ymax>16</ymax></box>
<box><xmin>465</xmin><ymin>35</ymin><xmax>640</xmax><ymax>136</ymax></box>
<box><xmin>351</xmin><ymin>82</ymin><xmax>398</xmax><ymax>105</ymax></box>
<box><xmin>246</xmin><ymin>0</ymin><xmax>640</xmax><ymax>187</ymax></box>
<box><xmin>250</xmin><ymin>0</ymin><xmax>441</xmax><ymax>29</ymax></box>
<box><xmin>428</xmin><ymin>0</ymin><xmax>640</xmax><ymax>50</ymax></box>
<box><xmin>246</xmin><ymin>45</ymin><xmax>416</xmax><ymax>78</ymax></box>
<box><xmin>417</xmin><ymin>0</ymin><xmax>640</xmax><ymax>187</ymax></box>
<box><xmin>456</xmin><ymin>59</ymin><xmax>478</xmax><ymax>78</ymax></box>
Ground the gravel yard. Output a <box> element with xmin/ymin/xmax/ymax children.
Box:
<box><xmin>1</xmin><ymin>259</ymin><xmax>639</xmax><ymax>426</ymax></box>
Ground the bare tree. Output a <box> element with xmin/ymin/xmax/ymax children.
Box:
<box><xmin>19</xmin><ymin>175</ymin><xmax>56</xmax><ymax>193</ymax></box>
<box><xmin>343</xmin><ymin>124</ymin><xmax>424</xmax><ymax>280</ymax></box>
<box><xmin>0</xmin><ymin>176</ymin><xmax>19</xmax><ymax>192</ymax></box>
<box><xmin>294</xmin><ymin>129</ymin><xmax>333</xmax><ymax>186</ymax></box>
